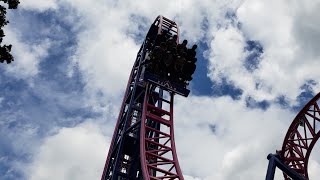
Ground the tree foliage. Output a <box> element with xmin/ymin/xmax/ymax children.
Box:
<box><xmin>0</xmin><ymin>0</ymin><xmax>20</xmax><ymax>64</ymax></box>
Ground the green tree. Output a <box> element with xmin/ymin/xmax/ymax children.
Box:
<box><xmin>0</xmin><ymin>0</ymin><xmax>20</xmax><ymax>64</ymax></box>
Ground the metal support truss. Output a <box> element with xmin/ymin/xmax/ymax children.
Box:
<box><xmin>280</xmin><ymin>92</ymin><xmax>320</xmax><ymax>179</ymax></box>
<box><xmin>101</xmin><ymin>39</ymin><xmax>148</xmax><ymax>180</ymax></box>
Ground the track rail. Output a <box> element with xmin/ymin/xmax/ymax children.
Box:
<box><xmin>140</xmin><ymin>84</ymin><xmax>184</xmax><ymax>180</ymax></box>
<box><xmin>281</xmin><ymin>92</ymin><xmax>320</xmax><ymax>179</ymax></box>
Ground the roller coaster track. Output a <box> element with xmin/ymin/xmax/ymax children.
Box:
<box><xmin>101</xmin><ymin>15</ymin><xmax>185</xmax><ymax>180</ymax></box>
<box><xmin>280</xmin><ymin>92</ymin><xmax>320</xmax><ymax>179</ymax></box>
<box><xmin>266</xmin><ymin>92</ymin><xmax>320</xmax><ymax>180</ymax></box>
<box><xmin>140</xmin><ymin>85</ymin><xmax>183</xmax><ymax>179</ymax></box>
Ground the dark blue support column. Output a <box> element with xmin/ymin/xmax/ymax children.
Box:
<box><xmin>266</xmin><ymin>154</ymin><xmax>277</xmax><ymax>180</ymax></box>
<box><xmin>266</xmin><ymin>154</ymin><xmax>306</xmax><ymax>180</ymax></box>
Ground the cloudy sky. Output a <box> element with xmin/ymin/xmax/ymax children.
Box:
<box><xmin>1</xmin><ymin>0</ymin><xmax>320</xmax><ymax>179</ymax></box>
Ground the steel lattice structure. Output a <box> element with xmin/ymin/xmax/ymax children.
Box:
<box><xmin>101</xmin><ymin>15</ymin><xmax>194</xmax><ymax>180</ymax></box>
<box><xmin>281</xmin><ymin>92</ymin><xmax>320</xmax><ymax>179</ymax></box>
<box><xmin>266</xmin><ymin>92</ymin><xmax>320</xmax><ymax>180</ymax></box>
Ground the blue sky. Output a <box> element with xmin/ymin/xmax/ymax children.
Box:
<box><xmin>1</xmin><ymin>0</ymin><xmax>320</xmax><ymax>180</ymax></box>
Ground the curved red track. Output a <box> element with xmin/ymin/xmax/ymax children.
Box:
<box><xmin>281</xmin><ymin>92</ymin><xmax>320</xmax><ymax>179</ymax></box>
<box><xmin>140</xmin><ymin>84</ymin><xmax>184</xmax><ymax>179</ymax></box>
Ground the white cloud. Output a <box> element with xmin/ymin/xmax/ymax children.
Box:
<box><xmin>291</xmin><ymin>1</ymin><xmax>320</xmax><ymax>58</ymax></box>
<box><xmin>184</xmin><ymin>175</ymin><xmax>202</xmax><ymax>180</ymax></box>
<box><xmin>20</xmin><ymin>0</ymin><xmax>58</xmax><ymax>11</ymax></box>
<box><xmin>309</xmin><ymin>159</ymin><xmax>320</xmax><ymax>180</ymax></box>
<box><xmin>308</xmin><ymin>140</ymin><xmax>320</xmax><ymax>180</ymax></box>
<box><xmin>173</xmin><ymin>95</ymin><xmax>294</xmax><ymax>179</ymax></box>
<box><xmin>29</xmin><ymin>121</ymin><xmax>110</xmax><ymax>180</ymax></box>
<box><xmin>2</xmin><ymin>27</ymin><xmax>51</xmax><ymax>79</ymax></box>
<box><xmin>206</xmin><ymin>0</ymin><xmax>320</xmax><ymax>104</ymax></box>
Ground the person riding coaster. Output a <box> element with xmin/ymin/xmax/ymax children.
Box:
<box><xmin>144</xmin><ymin>34</ymin><xmax>198</xmax><ymax>87</ymax></box>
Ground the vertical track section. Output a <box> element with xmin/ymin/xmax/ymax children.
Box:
<box><xmin>140</xmin><ymin>83</ymin><xmax>184</xmax><ymax>180</ymax></box>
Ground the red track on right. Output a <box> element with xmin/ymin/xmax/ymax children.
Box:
<box><xmin>281</xmin><ymin>92</ymin><xmax>320</xmax><ymax>179</ymax></box>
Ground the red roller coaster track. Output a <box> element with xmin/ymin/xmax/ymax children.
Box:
<box><xmin>281</xmin><ymin>92</ymin><xmax>320</xmax><ymax>179</ymax></box>
<box><xmin>101</xmin><ymin>15</ymin><xmax>188</xmax><ymax>180</ymax></box>
<box><xmin>140</xmin><ymin>85</ymin><xmax>184</xmax><ymax>179</ymax></box>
